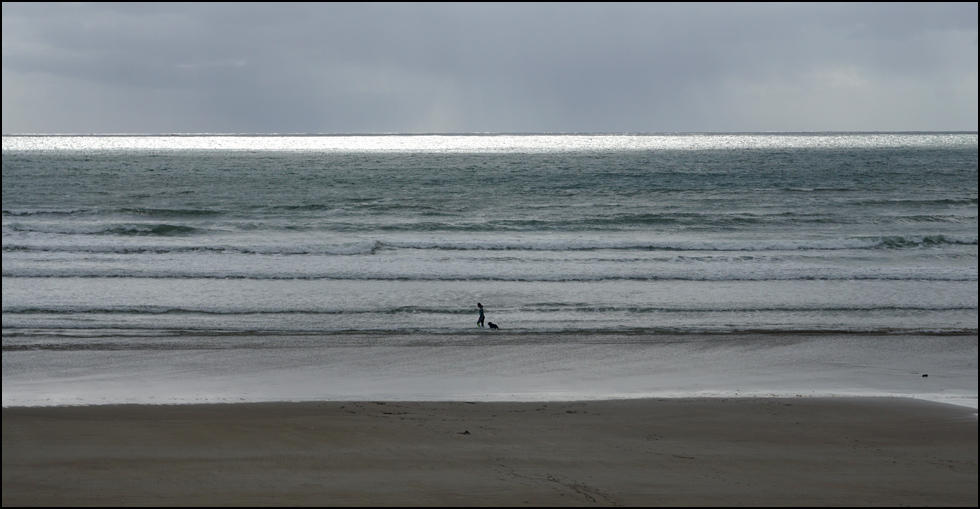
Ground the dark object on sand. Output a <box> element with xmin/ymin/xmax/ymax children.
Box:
<box><xmin>488</xmin><ymin>322</ymin><xmax>499</xmax><ymax>329</ymax></box>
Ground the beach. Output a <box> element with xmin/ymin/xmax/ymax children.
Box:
<box><xmin>3</xmin><ymin>397</ymin><xmax>976</xmax><ymax>506</ymax></box>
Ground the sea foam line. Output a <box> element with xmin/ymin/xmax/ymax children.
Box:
<box><xmin>3</xmin><ymin>235</ymin><xmax>977</xmax><ymax>254</ymax></box>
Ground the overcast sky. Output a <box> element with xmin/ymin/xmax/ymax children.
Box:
<box><xmin>2</xmin><ymin>2</ymin><xmax>977</xmax><ymax>134</ymax></box>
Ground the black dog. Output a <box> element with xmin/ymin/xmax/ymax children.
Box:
<box><xmin>487</xmin><ymin>322</ymin><xmax>499</xmax><ymax>329</ymax></box>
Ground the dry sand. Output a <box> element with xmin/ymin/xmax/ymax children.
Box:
<box><xmin>3</xmin><ymin>398</ymin><xmax>976</xmax><ymax>506</ymax></box>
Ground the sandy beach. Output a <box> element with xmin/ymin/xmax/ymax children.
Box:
<box><xmin>2</xmin><ymin>397</ymin><xmax>976</xmax><ymax>506</ymax></box>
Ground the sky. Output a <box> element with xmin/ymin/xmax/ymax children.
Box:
<box><xmin>2</xmin><ymin>2</ymin><xmax>977</xmax><ymax>134</ymax></box>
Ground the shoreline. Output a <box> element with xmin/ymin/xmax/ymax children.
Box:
<box><xmin>4</xmin><ymin>332</ymin><xmax>976</xmax><ymax>408</ymax></box>
<box><xmin>4</xmin><ymin>328</ymin><xmax>978</xmax><ymax>341</ymax></box>
<box><xmin>3</xmin><ymin>393</ymin><xmax>978</xmax><ymax>411</ymax></box>
<box><xmin>2</xmin><ymin>333</ymin><xmax>977</xmax><ymax>410</ymax></box>
<box><xmin>4</xmin><ymin>397</ymin><xmax>977</xmax><ymax>506</ymax></box>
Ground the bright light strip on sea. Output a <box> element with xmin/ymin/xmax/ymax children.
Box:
<box><xmin>3</xmin><ymin>133</ymin><xmax>976</xmax><ymax>153</ymax></box>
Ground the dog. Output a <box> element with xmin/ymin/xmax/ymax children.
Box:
<box><xmin>487</xmin><ymin>322</ymin><xmax>499</xmax><ymax>329</ymax></box>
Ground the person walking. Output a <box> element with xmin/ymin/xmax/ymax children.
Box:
<box><xmin>477</xmin><ymin>302</ymin><xmax>485</xmax><ymax>327</ymax></box>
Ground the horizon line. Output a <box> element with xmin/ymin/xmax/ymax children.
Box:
<box><xmin>4</xmin><ymin>130</ymin><xmax>978</xmax><ymax>137</ymax></box>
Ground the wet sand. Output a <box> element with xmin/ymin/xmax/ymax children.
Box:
<box><xmin>3</xmin><ymin>398</ymin><xmax>977</xmax><ymax>506</ymax></box>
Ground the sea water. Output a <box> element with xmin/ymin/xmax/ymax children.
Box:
<box><xmin>3</xmin><ymin>133</ymin><xmax>977</xmax><ymax>406</ymax></box>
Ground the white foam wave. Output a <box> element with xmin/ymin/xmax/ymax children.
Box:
<box><xmin>3</xmin><ymin>264</ymin><xmax>976</xmax><ymax>281</ymax></box>
<box><xmin>12</xmin><ymin>234</ymin><xmax>960</xmax><ymax>255</ymax></box>
<box><xmin>383</xmin><ymin>235</ymin><xmax>978</xmax><ymax>252</ymax></box>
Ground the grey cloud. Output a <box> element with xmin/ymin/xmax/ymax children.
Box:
<box><xmin>3</xmin><ymin>2</ymin><xmax>976</xmax><ymax>133</ymax></box>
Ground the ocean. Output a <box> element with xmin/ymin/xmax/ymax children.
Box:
<box><xmin>2</xmin><ymin>133</ymin><xmax>977</xmax><ymax>406</ymax></box>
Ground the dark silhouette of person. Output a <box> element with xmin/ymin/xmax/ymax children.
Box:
<box><xmin>477</xmin><ymin>302</ymin><xmax>485</xmax><ymax>327</ymax></box>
